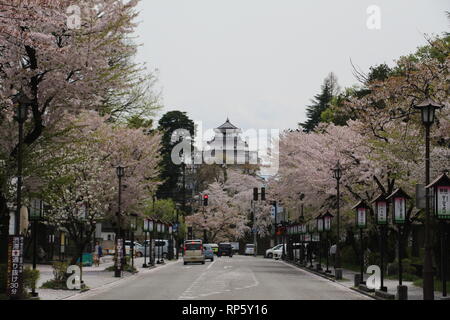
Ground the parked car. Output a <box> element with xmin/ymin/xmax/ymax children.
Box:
<box><xmin>183</xmin><ymin>240</ymin><xmax>205</xmax><ymax>265</ymax></box>
<box><xmin>124</xmin><ymin>241</ymin><xmax>145</xmax><ymax>256</ymax></box>
<box><xmin>205</xmin><ymin>243</ymin><xmax>219</xmax><ymax>255</ymax></box>
<box><xmin>244</xmin><ymin>244</ymin><xmax>255</xmax><ymax>256</ymax></box>
<box><xmin>265</xmin><ymin>244</ymin><xmax>283</xmax><ymax>258</ymax></box>
<box><xmin>203</xmin><ymin>244</ymin><xmax>215</xmax><ymax>262</ymax></box>
<box><xmin>217</xmin><ymin>243</ymin><xmax>233</xmax><ymax>257</ymax></box>
<box><xmin>230</xmin><ymin>242</ymin><xmax>239</xmax><ymax>254</ymax></box>
<box><xmin>273</xmin><ymin>244</ymin><xmax>287</xmax><ymax>260</ymax></box>
<box><xmin>144</xmin><ymin>239</ymin><xmax>176</xmax><ymax>259</ymax></box>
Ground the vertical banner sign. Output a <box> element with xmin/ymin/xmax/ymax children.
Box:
<box><xmin>377</xmin><ymin>202</ymin><xmax>387</xmax><ymax>224</ymax></box>
<box><xmin>394</xmin><ymin>198</ymin><xmax>406</xmax><ymax>223</ymax></box>
<box><xmin>357</xmin><ymin>208</ymin><xmax>366</xmax><ymax>228</ymax></box>
<box><xmin>437</xmin><ymin>186</ymin><xmax>450</xmax><ymax>219</ymax></box>
<box><xmin>116</xmin><ymin>238</ymin><xmax>123</xmax><ymax>270</ymax></box>
<box><xmin>7</xmin><ymin>236</ymin><xmax>24</xmax><ymax>298</ymax></box>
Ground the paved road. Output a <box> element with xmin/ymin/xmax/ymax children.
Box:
<box><xmin>72</xmin><ymin>255</ymin><xmax>370</xmax><ymax>300</ymax></box>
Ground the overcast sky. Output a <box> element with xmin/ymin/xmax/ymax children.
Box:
<box><xmin>134</xmin><ymin>0</ymin><xmax>449</xmax><ymax>133</ymax></box>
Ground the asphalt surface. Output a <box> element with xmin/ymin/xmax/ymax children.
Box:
<box><xmin>73</xmin><ymin>255</ymin><xmax>370</xmax><ymax>300</ymax></box>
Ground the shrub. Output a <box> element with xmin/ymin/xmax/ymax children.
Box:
<box><xmin>0</xmin><ymin>264</ymin><xmax>40</xmax><ymax>299</ymax></box>
<box><xmin>52</xmin><ymin>261</ymin><xmax>69</xmax><ymax>282</ymax></box>
<box><xmin>40</xmin><ymin>261</ymin><xmax>69</xmax><ymax>290</ymax></box>
<box><xmin>23</xmin><ymin>267</ymin><xmax>40</xmax><ymax>292</ymax></box>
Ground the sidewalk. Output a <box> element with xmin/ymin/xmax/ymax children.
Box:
<box><xmin>28</xmin><ymin>256</ymin><xmax>180</xmax><ymax>300</ymax></box>
<box><xmin>290</xmin><ymin>259</ymin><xmax>445</xmax><ymax>300</ymax></box>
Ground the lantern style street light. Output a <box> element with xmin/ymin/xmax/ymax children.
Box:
<box><xmin>315</xmin><ymin>213</ymin><xmax>324</xmax><ymax>271</ymax></box>
<box><xmin>129</xmin><ymin>213</ymin><xmax>138</xmax><ymax>269</ymax></box>
<box><xmin>115</xmin><ymin>165</ymin><xmax>125</xmax><ymax>277</ymax></box>
<box><xmin>322</xmin><ymin>211</ymin><xmax>333</xmax><ymax>273</ymax></box>
<box><xmin>168</xmin><ymin>223</ymin><xmax>174</xmax><ymax>260</ymax></box>
<box><xmin>142</xmin><ymin>218</ymin><xmax>154</xmax><ymax>268</ymax></box>
<box><xmin>29</xmin><ymin>199</ymin><xmax>43</xmax><ymax>297</ymax></box>
<box><xmin>77</xmin><ymin>202</ymin><xmax>87</xmax><ymax>286</ymax></box>
<box><xmin>156</xmin><ymin>220</ymin><xmax>162</xmax><ymax>264</ymax></box>
<box><xmin>386</xmin><ymin>187</ymin><xmax>411</xmax><ymax>300</ymax></box>
<box><xmin>12</xmin><ymin>92</ymin><xmax>32</xmax><ymax>236</ymax></box>
<box><xmin>352</xmin><ymin>201</ymin><xmax>369</xmax><ymax>285</ymax></box>
<box><xmin>332</xmin><ymin>161</ymin><xmax>343</xmax><ymax>279</ymax></box>
<box><xmin>414</xmin><ymin>98</ymin><xmax>442</xmax><ymax>300</ymax></box>
<box><xmin>371</xmin><ymin>193</ymin><xmax>389</xmax><ymax>292</ymax></box>
<box><xmin>426</xmin><ymin>170</ymin><xmax>450</xmax><ymax>298</ymax></box>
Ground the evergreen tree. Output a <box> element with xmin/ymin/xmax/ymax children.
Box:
<box><xmin>299</xmin><ymin>72</ymin><xmax>340</xmax><ymax>133</ymax></box>
<box><xmin>157</xmin><ymin>111</ymin><xmax>195</xmax><ymax>202</ymax></box>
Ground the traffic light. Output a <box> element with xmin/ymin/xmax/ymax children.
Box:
<box><xmin>203</xmin><ymin>194</ymin><xmax>209</xmax><ymax>206</ymax></box>
<box><xmin>261</xmin><ymin>187</ymin><xmax>266</xmax><ymax>201</ymax></box>
<box><xmin>253</xmin><ymin>188</ymin><xmax>258</xmax><ymax>201</ymax></box>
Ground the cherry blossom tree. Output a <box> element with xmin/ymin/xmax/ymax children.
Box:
<box><xmin>0</xmin><ymin>0</ymin><xmax>150</xmax><ymax>263</ymax></box>
<box><xmin>38</xmin><ymin>111</ymin><xmax>162</xmax><ymax>265</ymax></box>
<box><xmin>185</xmin><ymin>169</ymin><xmax>270</xmax><ymax>242</ymax></box>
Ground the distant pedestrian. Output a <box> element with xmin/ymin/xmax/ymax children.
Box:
<box><xmin>93</xmin><ymin>241</ymin><xmax>103</xmax><ymax>266</ymax></box>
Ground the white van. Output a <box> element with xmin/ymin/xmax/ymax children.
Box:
<box><xmin>183</xmin><ymin>240</ymin><xmax>205</xmax><ymax>265</ymax></box>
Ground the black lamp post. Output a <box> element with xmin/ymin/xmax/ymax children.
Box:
<box><xmin>161</xmin><ymin>222</ymin><xmax>166</xmax><ymax>264</ymax></box>
<box><xmin>77</xmin><ymin>202</ymin><xmax>87</xmax><ymax>286</ymax></box>
<box><xmin>323</xmin><ymin>211</ymin><xmax>334</xmax><ymax>274</ymax></box>
<box><xmin>332</xmin><ymin>161</ymin><xmax>343</xmax><ymax>279</ymax></box>
<box><xmin>115</xmin><ymin>165</ymin><xmax>125</xmax><ymax>277</ymax></box>
<box><xmin>371</xmin><ymin>193</ymin><xmax>389</xmax><ymax>292</ymax></box>
<box><xmin>168</xmin><ymin>223</ymin><xmax>173</xmax><ymax>260</ymax></box>
<box><xmin>156</xmin><ymin>221</ymin><xmax>162</xmax><ymax>264</ymax></box>
<box><xmin>298</xmin><ymin>217</ymin><xmax>305</xmax><ymax>266</ymax></box>
<box><xmin>352</xmin><ymin>200</ymin><xmax>369</xmax><ymax>286</ymax></box>
<box><xmin>414</xmin><ymin>98</ymin><xmax>442</xmax><ymax>300</ymax></box>
<box><xmin>426</xmin><ymin>170</ymin><xmax>450</xmax><ymax>298</ymax></box>
<box><xmin>315</xmin><ymin>213</ymin><xmax>324</xmax><ymax>271</ymax></box>
<box><xmin>142</xmin><ymin>218</ymin><xmax>153</xmax><ymax>268</ymax></box>
<box><xmin>29</xmin><ymin>199</ymin><xmax>43</xmax><ymax>297</ymax></box>
<box><xmin>12</xmin><ymin>92</ymin><xmax>32</xmax><ymax>236</ymax></box>
<box><xmin>129</xmin><ymin>213</ymin><xmax>138</xmax><ymax>270</ymax></box>
<box><xmin>386</xmin><ymin>187</ymin><xmax>411</xmax><ymax>300</ymax></box>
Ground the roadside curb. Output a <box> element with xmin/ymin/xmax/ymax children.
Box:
<box><xmin>280</xmin><ymin>260</ymin><xmax>377</xmax><ymax>300</ymax></box>
<box><xmin>62</xmin><ymin>259</ymin><xmax>181</xmax><ymax>300</ymax></box>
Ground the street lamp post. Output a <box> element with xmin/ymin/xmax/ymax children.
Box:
<box><xmin>130</xmin><ymin>214</ymin><xmax>138</xmax><ymax>270</ymax></box>
<box><xmin>156</xmin><ymin>221</ymin><xmax>162</xmax><ymax>264</ymax></box>
<box><xmin>323</xmin><ymin>211</ymin><xmax>334</xmax><ymax>274</ymax></box>
<box><xmin>12</xmin><ymin>92</ymin><xmax>32</xmax><ymax>236</ymax></box>
<box><xmin>414</xmin><ymin>98</ymin><xmax>442</xmax><ymax>300</ymax></box>
<box><xmin>386</xmin><ymin>187</ymin><xmax>411</xmax><ymax>300</ymax></box>
<box><xmin>372</xmin><ymin>194</ymin><xmax>389</xmax><ymax>292</ymax></box>
<box><xmin>352</xmin><ymin>201</ymin><xmax>369</xmax><ymax>286</ymax></box>
<box><xmin>168</xmin><ymin>223</ymin><xmax>173</xmax><ymax>260</ymax></box>
<box><xmin>29</xmin><ymin>199</ymin><xmax>43</xmax><ymax>297</ymax></box>
<box><xmin>143</xmin><ymin>218</ymin><xmax>153</xmax><ymax>268</ymax></box>
<box><xmin>425</xmin><ymin>170</ymin><xmax>450</xmax><ymax>298</ymax></box>
<box><xmin>116</xmin><ymin>165</ymin><xmax>127</xmax><ymax>266</ymax></box>
<box><xmin>315</xmin><ymin>213</ymin><xmax>324</xmax><ymax>271</ymax></box>
<box><xmin>332</xmin><ymin>161</ymin><xmax>343</xmax><ymax>280</ymax></box>
<box><xmin>77</xmin><ymin>202</ymin><xmax>87</xmax><ymax>286</ymax></box>
<box><xmin>115</xmin><ymin>165</ymin><xmax>125</xmax><ymax>277</ymax></box>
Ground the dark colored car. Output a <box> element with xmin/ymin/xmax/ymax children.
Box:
<box><xmin>217</xmin><ymin>243</ymin><xmax>233</xmax><ymax>257</ymax></box>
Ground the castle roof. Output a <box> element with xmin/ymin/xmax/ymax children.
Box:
<box><xmin>217</xmin><ymin>118</ymin><xmax>238</xmax><ymax>130</ymax></box>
